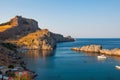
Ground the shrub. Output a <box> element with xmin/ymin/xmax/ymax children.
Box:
<box><xmin>6</xmin><ymin>71</ymin><xmax>15</xmax><ymax>77</ymax></box>
<box><xmin>1</xmin><ymin>42</ymin><xmax>17</xmax><ymax>50</ymax></box>
<box><xmin>0</xmin><ymin>71</ymin><xmax>2</xmax><ymax>74</ymax></box>
<box><xmin>8</xmin><ymin>65</ymin><xmax>14</xmax><ymax>69</ymax></box>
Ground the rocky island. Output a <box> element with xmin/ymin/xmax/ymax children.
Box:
<box><xmin>71</xmin><ymin>45</ymin><xmax>120</xmax><ymax>56</ymax></box>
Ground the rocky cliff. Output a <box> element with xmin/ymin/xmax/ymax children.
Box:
<box><xmin>0</xmin><ymin>16</ymin><xmax>74</xmax><ymax>50</ymax></box>
<box><xmin>0</xmin><ymin>16</ymin><xmax>39</xmax><ymax>40</ymax></box>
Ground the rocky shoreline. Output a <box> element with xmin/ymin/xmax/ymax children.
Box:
<box><xmin>71</xmin><ymin>45</ymin><xmax>120</xmax><ymax>56</ymax></box>
<box><xmin>0</xmin><ymin>42</ymin><xmax>37</xmax><ymax>79</ymax></box>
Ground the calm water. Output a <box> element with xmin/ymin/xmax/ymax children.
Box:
<box><xmin>22</xmin><ymin>38</ymin><xmax>120</xmax><ymax>80</ymax></box>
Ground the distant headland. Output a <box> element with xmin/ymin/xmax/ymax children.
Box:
<box><xmin>0</xmin><ymin>16</ymin><xmax>74</xmax><ymax>50</ymax></box>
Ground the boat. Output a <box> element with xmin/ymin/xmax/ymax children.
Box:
<box><xmin>97</xmin><ymin>55</ymin><xmax>106</xmax><ymax>59</ymax></box>
<box><xmin>115</xmin><ymin>65</ymin><xmax>120</xmax><ymax>69</ymax></box>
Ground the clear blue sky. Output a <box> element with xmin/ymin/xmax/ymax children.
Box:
<box><xmin>0</xmin><ymin>0</ymin><xmax>120</xmax><ymax>38</ymax></box>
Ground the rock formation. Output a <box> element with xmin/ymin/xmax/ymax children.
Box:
<box><xmin>0</xmin><ymin>16</ymin><xmax>39</xmax><ymax>40</ymax></box>
<box><xmin>71</xmin><ymin>45</ymin><xmax>102</xmax><ymax>53</ymax></box>
<box><xmin>0</xmin><ymin>16</ymin><xmax>74</xmax><ymax>50</ymax></box>
<box><xmin>15</xmin><ymin>29</ymin><xmax>56</xmax><ymax>50</ymax></box>
<box><xmin>71</xmin><ymin>45</ymin><xmax>120</xmax><ymax>56</ymax></box>
<box><xmin>100</xmin><ymin>48</ymin><xmax>120</xmax><ymax>56</ymax></box>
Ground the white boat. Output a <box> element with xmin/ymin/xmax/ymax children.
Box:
<box><xmin>97</xmin><ymin>55</ymin><xmax>106</xmax><ymax>59</ymax></box>
<box><xmin>115</xmin><ymin>65</ymin><xmax>120</xmax><ymax>69</ymax></box>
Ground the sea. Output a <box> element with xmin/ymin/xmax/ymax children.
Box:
<box><xmin>22</xmin><ymin>38</ymin><xmax>120</xmax><ymax>80</ymax></box>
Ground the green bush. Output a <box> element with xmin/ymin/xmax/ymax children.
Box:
<box><xmin>8</xmin><ymin>65</ymin><xmax>14</xmax><ymax>69</ymax></box>
<box><xmin>6</xmin><ymin>70</ymin><xmax>15</xmax><ymax>77</ymax></box>
<box><xmin>1</xmin><ymin>42</ymin><xmax>17</xmax><ymax>50</ymax></box>
<box><xmin>0</xmin><ymin>71</ymin><xmax>2</xmax><ymax>74</ymax></box>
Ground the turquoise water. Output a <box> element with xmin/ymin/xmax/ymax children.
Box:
<box><xmin>23</xmin><ymin>38</ymin><xmax>120</xmax><ymax>80</ymax></box>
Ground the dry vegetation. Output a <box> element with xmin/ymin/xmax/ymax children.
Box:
<box><xmin>15</xmin><ymin>29</ymin><xmax>49</xmax><ymax>47</ymax></box>
<box><xmin>0</xmin><ymin>25</ymin><xmax>13</xmax><ymax>32</ymax></box>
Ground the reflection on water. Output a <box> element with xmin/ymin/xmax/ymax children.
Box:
<box><xmin>82</xmin><ymin>52</ymin><xmax>99</xmax><ymax>57</ymax></box>
<box><xmin>112</xmin><ymin>56</ymin><xmax>120</xmax><ymax>62</ymax></box>
<box><xmin>22</xmin><ymin>49</ymin><xmax>55</xmax><ymax>58</ymax></box>
<box><xmin>83</xmin><ymin>52</ymin><xmax>120</xmax><ymax>62</ymax></box>
<box><xmin>74</xmin><ymin>51</ymin><xmax>120</xmax><ymax>62</ymax></box>
<box><xmin>73</xmin><ymin>50</ymin><xmax>100</xmax><ymax>57</ymax></box>
<box><xmin>21</xmin><ymin>49</ymin><xmax>56</xmax><ymax>79</ymax></box>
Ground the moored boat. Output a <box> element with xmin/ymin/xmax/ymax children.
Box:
<box><xmin>115</xmin><ymin>65</ymin><xmax>120</xmax><ymax>69</ymax></box>
<box><xmin>97</xmin><ymin>55</ymin><xmax>106</xmax><ymax>59</ymax></box>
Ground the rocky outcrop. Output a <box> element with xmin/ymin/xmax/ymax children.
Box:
<box><xmin>50</xmin><ymin>33</ymin><xmax>74</xmax><ymax>42</ymax></box>
<box><xmin>100</xmin><ymin>48</ymin><xmax>120</xmax><ymax>56</ymax></box>
<box><xmin>15</xmin><ymin>29</ymin><xmax>56</xmax><ymax>50</ymax></box>
<box><xmin>71</xmin><ymin>45</ymin><xmax>120</xmax><ymax>56</ymax></box>
<box><xmin>15</xmin><ymin>29</ymin><xmax>74</xmax><ymax>50</ymax></box>
<box><xmin>71</xmin><ymin>45</ymin><xmax>102</xmax><ymax>53</ymax></box>
<box><xmin>0</xmin><ymin>16</ymin><xmax>39</xmax><ymax>40</ymax></box>
<box><xmin>0</xmin><ymin>16</ymin><xmax>74</xmax><ymax>50</ymax></box>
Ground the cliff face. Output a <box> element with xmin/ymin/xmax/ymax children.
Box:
<box><xmin>15</xmin><ymin>29</ymin><xmax>56</xmax><ymax>50</ymax></box>
<box><xmin>0</xmin><ymin>16</ymin><xmax>74</xmax><ymax>50</ymax></box>
<box><xmin>0</xmin><ymin>16</ymin><xmax>39</xmax><ymax>40</ymax></box>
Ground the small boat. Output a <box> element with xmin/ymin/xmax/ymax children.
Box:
<box><xmin>97</xmin><ymin>55</ymin><xmax>106</xmax><ymax>59</ymax></box>
<box><xmin>115</xmin><ymin>65</ymin><xmax>120</xmax><ymax>69</ymax></box>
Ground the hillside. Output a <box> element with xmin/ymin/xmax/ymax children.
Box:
<box><xmin>0</xmin><ymin>42</ymin><xmax>22</xmax><ymax>66</ymax></box>
<box><xmin>0</xmin><ymin>16</ymin><xmax>74</xmax><ymax>50</ymax></box>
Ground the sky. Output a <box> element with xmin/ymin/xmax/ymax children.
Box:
<box><xmin>0</xmin><ymin>0</ymin><xmax>120</xmax><ymax>38</ymax></box>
